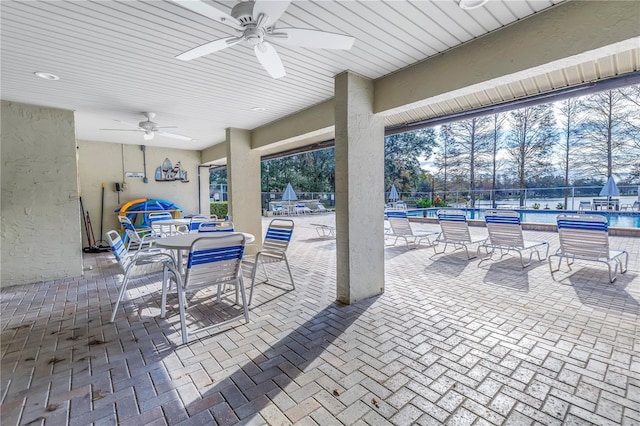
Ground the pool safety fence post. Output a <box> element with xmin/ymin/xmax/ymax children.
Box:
<box><xmin>571</xmin><ymin>187</ymin><xmax>575</xmax><ymax>210</ymax></box>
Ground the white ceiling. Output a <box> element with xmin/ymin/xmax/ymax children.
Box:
<box><xmin>3</xmin><ymin>0</ymin><xmax>619</xmax><ymax>152</ymax></box>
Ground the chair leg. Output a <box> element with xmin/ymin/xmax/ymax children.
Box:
<box><xmin>282</xmin><ymin>253</ymin><xmax>295</xmax><ymax>290</ymax></box>
<box><xmin>620</xmin><ymin>251</ymin><xmax>629</xmax><ymax>274</ymax></box>
<box><xmin>177</xmin><ymin>284</ymin><xmax>189</xmax><ymax>345</ymax></box>
<box><xmin>161</xmin><ymin>264</ymin><xmax>180</xmax><ymax>319</ymax></box>
<box><xmin>541</xmin><ymin>243</ymin><xmax>549</xmax><ymax>260</ymax></box>
<box><xmin>548</xmin><ymin>255</ymin><xmax>557</xmax><ymax>279</ymax></box>
<box><xmin>520</xmin><ymin>250</ymin><xmax>533</xmax><ymax>268</ymax></box>
<box><xmin>433</xmin><ymin>241</ymin><xmax>447</xmax><ymax>255</ymax></box>
<box><xmin>607</xmin><ymin>261</ymin><xmax>618</xmax><ymax>283</ymax></box>
<box><xmin>248</xmin><ymin>253</ymin><xmax>262</xmax><ymax>306</ymax></box>
<box><xmin>463</xmin><ymin>244</ymin><xmax>477</xmax><ymax>260</ymax></box>
<box><xmin>110</xmin><ymin>268</ymin><xmax>134</xmax><ymax>323</ymax></box>
<box><xmin>161</xmin><ymin>265</ymin><xmax>170</xmax><ymax>319</ymax></box>
<box><xmin>238</xmin><ymin>275</ymin><xmax>250</xmax><ymax>324</ymax></box>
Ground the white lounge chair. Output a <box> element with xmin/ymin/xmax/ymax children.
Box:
<box><xmin>294</xmin><ymin>204</ymin><xmax>312</xmax><ymax>215</ymax></box>
<box><xmin>578</xmin><ymin>201</ymin><xmax>592</xmax><ymax>211</ymax></box>
<box><xmin>316</xmin><ymin>203</ymin><xmax>331</xmax><ymax>213</ymax></box>
<box><xmin>386</xmin><ymin>211</ymin><xmax>438</xmax><ymax>249</ymax></box>
<box><xmin>479</xmin><ymin>210</ymin><xmax>549</xmax><ymax>267</ymax></box>
<box><xmin>311</xmin><ymin>223</ymin><xmax>336</xmax><ymax>238</ymax></box>
<box><xmin>434</xmin><ymin>210</ymin><xmax>487</xmax><ymax>259</ymax></box>
<box><xmin>549</xmin><ymin>214</ymin><xmax>628</xmax><ymax>283</ymax></box>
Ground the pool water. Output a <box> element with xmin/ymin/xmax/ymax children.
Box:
<box><xmin>408</xmin><ymin>208</ymin><xmax>640</xmax><ymax>229</ymax></box>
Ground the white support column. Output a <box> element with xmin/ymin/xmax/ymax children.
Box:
<box><xmin>226</xmin><ymin>128</ymin><xmax>263</xmax><ymax>247</ymax></box>
<box><xmin>334</xmin><ymin>72</ymin><xmax>385</xmax><ymax>304</ymax></box>
<box><xmin>198</xmin><ymin>165</ymin><xmax>210</xmax><ymax>215</ymax></box>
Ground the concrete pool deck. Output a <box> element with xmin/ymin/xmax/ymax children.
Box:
<box><xmin>1</xmin><ymin>214</ymin><xmax>639</xmax><ymax>425</ymax></box>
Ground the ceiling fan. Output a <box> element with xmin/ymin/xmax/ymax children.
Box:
<box><xmin>100</xmin><ymin>112</ymin><xmax>194</xmax><ymax>141</ymax></box>
<box><xmin>171</xmin><ymin>0</ymin><xmax>355</xmax><ymax>79</ymax></box>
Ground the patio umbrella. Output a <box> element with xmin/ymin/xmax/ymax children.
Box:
<box><xmin>282</xmin><ymin>183</ymin><xmax>298</xmax><ymax>201</ymax></box>
<box><xmin>599</xmin><ymin>176</ymin><xmax>620</xmax><ymax>199</ymax></box>
<box><xmin>389</xmin><ymin>184</ymin><xmax>399</xmax><ymax>201</ymax></box>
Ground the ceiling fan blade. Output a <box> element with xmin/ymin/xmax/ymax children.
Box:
<box><xmin>114</xmin><ymin>119</ymin><xmax>141</xmax><ymax>128</ymax></box>
<box><xmin>254</xmin><ymin>42</ymin><xmax>286</xmax><ymax>79</ymax></box>
<box><xmin>157</xmin><ymin>131</ymin><xmax>194</xmax><ymax>141</ymax></box>
<box><xmin>100</xmin><ymin>128</ymin><xmax>143</xmax><ymax>132</ymax></box>
<box><xmin>269</xmin><ymin>28</ymin><xmax>355</xmax><ymax>50</ymax></box>
<box><xmin>171</xmin><ymin>0</ymin><xmax>243</xmax><ymax>30</ymax></box>
<box><xmin>176</xmin><ymin>36</ymin><xmax>242</xmax><ymax>61</ymax></box>
<box><xmin>253</xmin><ymin>0</ymin><xmax>291</xmax><ymax>27</ymax></box>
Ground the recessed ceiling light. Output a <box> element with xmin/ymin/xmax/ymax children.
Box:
<box><xmin>458</xmin><ymin>0</ymin><xmax>488</xmax><ymax>10</ymax></box>
<box><xmin>251</xmin><ymin>107</ymin><xmax>266</xmax><ymax>112</ymax></box>
<box><xmin>34</xmin><ymin>72</ymin><xmax>60</xmax><ymax>80</ymax></box>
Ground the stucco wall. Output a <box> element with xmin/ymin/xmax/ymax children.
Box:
<box><xmin>77</xmin><ymin>140</ymin><xmax>202</xmax><ymax>242</ymax></box>
<box><xmin>1</xmin><ymin>101</ymin><xmax>82</xmax><ymax>287</ymax></box>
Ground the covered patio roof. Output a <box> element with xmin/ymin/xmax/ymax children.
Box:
<box><xmin>1</xmin><ymin>0</ymin><xmax>638</xmax><ymax>154</ymax></box>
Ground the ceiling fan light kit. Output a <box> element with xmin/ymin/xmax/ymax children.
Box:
<box><xmin>172</xmin><ymin>0</ymin><xmax>355</xmax><ymax>79</ymax></box>
<box><xmin>458</xmin><ymin>0</ymin><xmax>489</xmax><ymax>10</ymax></box>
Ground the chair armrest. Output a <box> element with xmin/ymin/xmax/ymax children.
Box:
<box><xmin>243</xmin><ymin>243</ymin><xmax>260</xmax><ymax>256</ymax></box>
<box><xmin>131</xmin><ymin>248</ymin><xmax>176</xmax><ymax>265</ymax></box>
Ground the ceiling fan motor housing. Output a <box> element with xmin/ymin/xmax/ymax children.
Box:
<box><xmin>139</xmin><ymin>120</ymin><xmax>158</xmax><ymax>131</ymax></box>
<box><xmin>231</xmin><ymin>2</ymin><xmax>255</xmax><ymax>25</ymax></box>
<box><xmin>231</xmin><ymin>2</ymin><xmax>266</xmax><ymax>45</ymax></box>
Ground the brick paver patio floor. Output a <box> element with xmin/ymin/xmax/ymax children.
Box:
<box><xmin>2</xmin><ymin>214</ymin><xmax>639</xmax><ymax>425</ymax></box>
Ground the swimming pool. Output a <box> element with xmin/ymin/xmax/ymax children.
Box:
<box><xmin>407</xmin><ymin>208</ymin><xmax>640</xmax><ymax>229</ymax></box>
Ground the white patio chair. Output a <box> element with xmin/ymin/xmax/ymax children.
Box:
<box><xmin>386</xmin><ymin>211</ymin><xmax>438</xmax><ymax>249</ymax></box>
<box><xmin>434</xmin><ymin>210</ymin><xmax>487</xmax><ymax>259</ymax></box>
<box><xmin>188</xmin><ymin>215</ymin><xmax>216</xmax><ymax>231</ymax></box>
<box><xmin>148</xmin><ymin>211</ymin><xmax>174</xmax><ymax>237</ymax></box>
<box><xmin>198</xmin><ymin>221</ymin><xmax>234</xmax><ymax>233</ymax></box>
<box><xmin>105</xmin><ymin>230</ymin><xmax>175</xmax><ymax>323</ymax></box>
<box><xmin>118</xmin><ymin>215</ymin><xmax>156</xmax><ymax>250</ymax></box>
<box><xmin>578</xmin><ymin>201</ymin><xmax>592</xmax><ymax>211</ymax></box>
<box><xmin>549</xmin><ymin>214</ymin><xmax>628</xmax><ymax>283</ymax></box>
<box><xmin>160</xmin><ymin>234</ymin><xmax>249</xmax><ymax>344</ymax></box>
<box><xmin>245</xmin><ymin>219</ymin><xmax>295</xmax><ymax>305</ymax></box>
<box><xmin>479</xmin><ymin>210</ymin><xmax>549</xmax><ymax>267</ymax></box>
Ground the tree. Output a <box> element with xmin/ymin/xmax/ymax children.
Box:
<box><xmin>577</xmin><ymin>89</ymin><xmax>635</xmax><ymax>179</ymax></box>
<box><xmin>296</xmin><ymin>149</ymin><xmax>335</xmax><ymax>192</ymax></box>
<box><xmin>434</xmin><ymin>124</ymin><xmax>462</xmax><ymax>198</ymax></box>
<box><xmin>556</xmin><ymin>98</ymin><xmax>584</xmax><ymax>209</ymax></box>
<box><xmin>384</xmin><ymin>128</ymin><xmax>437</xmax><ymax>194</ymax></box>
<box><xmin>489</xmin><ymin>113</ymin><xmax>506</xmax><ymax>208</ymax></box>
<box><xmin>261</xmin><ymin>148</ymin><xmax>335</xmax><ymax>193</ymax></box>
<box><xmin>619</xmin><ymin>84</ymin><xmax>640</xmax><ymax>180</ymax></box>
<box><xmin>447</xmin><ymin>116</ymin><xmax>492</xmax><ymax>207</ymax></box>
<box><xmin>505</xmin><ymin>104</ymin><xmax>557</xmax><ymax>206</ymax></box>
